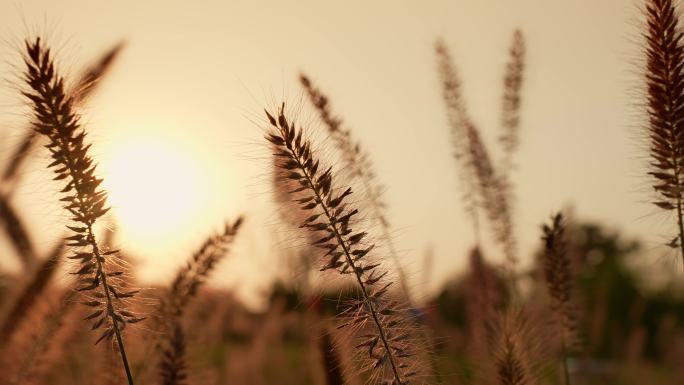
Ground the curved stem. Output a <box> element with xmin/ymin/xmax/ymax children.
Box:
<box><xmin>89</xmin><ymin>229</ymin><xmax>135</xmax><ymax>385</ymax></box>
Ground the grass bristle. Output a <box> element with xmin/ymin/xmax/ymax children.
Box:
<box><xmin>164</xmin><ymin>218</ymin><xmax>243</xmax><ymax>317</ymax></box>
<box><xmin>159</xmin><ymin>321</ymin><xmax>188</xmax><ymax>385</ymax></box>
<box><xmin>21</xmin><ymin>36</ymin><xmax>141</xmax><ymax>385</ymax></box>
<box><xmin>2</xmin><ymin>41</ymin><xmax>125</xmax><ymax>187</ymax></box>
<box><xmin>435</xmin><ymin>40</ymin><xmax>518</xmax><ymax>272</ymax></box>
<box><xmin>434</xmin><ymin>39</ymin><xmax>481</xmax><ymax>235</ymax></box>
<box><xmin>72</xmin><ymin>41</ymin><xmax>126</xmax><ymax>103</ymax></box>
<box><xmin>541</xmin><ymin>213</ymin><xmax>576</xmax><ymax>384</ymax></box>
<box><xmin>500</xmin><ymin>29</ymin><xmax>525</xmax><ymax>174</ymax></box>
<box><xmin>299</xmin><ymin>74</ymin><xmax>412</xmax><ymax>304</ymax></box>
<box><xmin>154</xmin><ymin>218</ymin><xmax>242</xmax><ymax>384</ymax></box>
<box><xmin>266</xmin><ymin>103</ymin><xmax>419</xmax><ymax>385</ymax></box>
<box><xmin>494</xmin><ymin>310</ymin><xmax>532</xmax><ymax>385</ymax></box>
<box><xmin>643</xmin><ymin>0</ymin><xmax>684</xmax><ymax>263</ymax></box>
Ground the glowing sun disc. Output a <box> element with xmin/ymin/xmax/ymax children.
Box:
<box><xmin>101</xmin><ymin>138</ymin><xmax>204</xmax><ymax>238</ymax></box>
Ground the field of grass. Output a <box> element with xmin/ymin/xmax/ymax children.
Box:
<box><xmin>2</xmin><ymin>1</ymin><xmax>684</xmax><ymax>384</ymax></box>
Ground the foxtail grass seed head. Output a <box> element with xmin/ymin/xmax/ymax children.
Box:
<box><xmin>159</xmin><ymin>321</ymin><xmax>188</xmax><ymax>385</ymax></box>
<box><xmin>541</xmin><ymin>215</ymin><xmax>573</xmax><ymax>327</ymax></box>
<box><xmin>166</xmin><ymin>218</ymin><xmax>243</xmax><ymax>318</ymax></box>
<box><xmin>435</xmin><ymin>41</ymin><xmax>518</xmax><ymax>271</ymax></box>
<box><xmin>266</xmin><ymin>103</ymin><xmax>419</xmax><ymax>385</ymax></box>
<box><xmin>22</xmin><ymin>36</ymin><xmax>144</xmax><ymax>342</ymax></box>
<box><xmin>299</xmin><ymin>73</ymin><xmax>412</xmax><ymax>304</ymax></box>
<box><xmin>494</xmin><ymin>310</ymin><xmax>532</xmax><ymax>385</ymax></box>
<box><xmin>2</xmin><ymin>41</ymin><xmax>125</xmax><ymax>187</ymax></box>
<box><xmin>21</xmin><ymin>37</ymin><xmax>140</xmax><ymax>385</ymax></box>
<box><xmin>155</xmin><ymin>218</ymin><xmax>242</xmax><ymax>385</ymax></box>
<box><xmin>643</xmin><ymin>0</ymin><xmax>684</xmax><ymax>259</ymax></box>
<box><xmin>500</xmin><ymin>30</ymin><xmax>525</xmax><ymax>167</ymax></box>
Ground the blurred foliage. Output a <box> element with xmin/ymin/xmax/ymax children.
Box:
<box><xmin>5</xmin><ymin>219</ymin><xmax>684</xmax><ymax>384</ymax></box>
<box><xmin>429</xmin><ymin>220</ymin><xmax>684</xmax><ymax>384</ymax></box>
<box><xmin>568</xmin><ymin>223</ymin><xmax>684</xmax><ymax>361</ymax></box>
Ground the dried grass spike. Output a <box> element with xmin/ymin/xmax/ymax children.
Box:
<box><xmin>21</xmin><ymin>37</ymin><xmax>139</xmax><ymax>385</ymax></box>
<box><xmin>73</xmin><ymin>41</ymin><xmax>126</xmax><ymax>103</ymax></box>
<box><xmin>435</xmin><ymin>40</ymin><xmax>518</xmax><ymax>278</ymax></box>
<box><xmin>166</xmin><ymin>217</ymin><xmax>243</xmax><ymax>317</ymax></box>
<box><xmin>300</xmin><ymin>74</ymin><xmax>412</xmax><ymax>304</ymax></box>
<box><xmin>159</xmin><ymin>321</ymin><xmax>188</xmax><ymax>385</ymax></box>
<box><xmin>644</xmin><ymin>0</ymin><xmax>684</xmax><ymax>262</ymax></box>
<box><xmin>267</xmin><ymin>103</ymin><xmax>418</xmax><ymax>385</ymax></box>
<box><xmin>151</xmin><ymin>217</ymin><xmax>242</xmax><ymax>384</ymax></box>
<box><xmin>494</xmin><ymin>310</ymin><xmax>532</xmax><ymax>385</ymax></box>
<box><xmin>541</xmin><ymin>213</ymin><xmax>575</xmax><ymax>385</ymax></box>
<box><xmin>3</xmin><ymin>40</ymin><xmax>125</xmax><ymax>185</ymax></box>
<box><xmin>500</xmin><ymin>29</ymin><xmax>525</xmax><ymax>172</ymax></box>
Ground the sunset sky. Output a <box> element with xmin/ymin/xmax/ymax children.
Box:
<box><xmin>0</xmin><ymin>0</ymin><xmax>674</xmax><ymax>308</ymax></box>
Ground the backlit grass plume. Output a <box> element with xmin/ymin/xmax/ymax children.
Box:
<box><xmin>435</xmin><ymin>40</ymin><xmax>518</xmax><ymax>271</ymax></box>
<box><xmin>164</xmin><ymin>218</ymin><xmax>243</xmax><ymax>317</ymax></box>
<box><xmin>494</xmin><ymin>310</ymin><xmax>532</xmax><ymax>385</ymax></box>
<box><xmin>643</xmin><ymin>0</ymin><xmax>684</xmax><ymax>263</ymax></box>
<box><xmin>159</xmin><ymin>322</ymin><xmax>188</xmax><ymax>385</ymax></box>
<box><xmin>299</xmin><ymin>74</ymin><xmax>412</xmax><ymax>304</ymax></box>
<box><xmin>434</xmin><ymin>40</ymin><xmax>480</xmax><ymax>239</ymax></box>
<box><xmin>3</xmin><ymin>40</ymin><xmax>125</xmax><ymax>188</ymax></box>
<box><xmin>20</xmin><ymin>37</ymin><xmax>142</xmax><ymax>385</ymax></box>
<box><xmin>500</xmin><ymin>30</ymin><xmax>525</xmax><ymax>175</ymax></box>
<box><xmin>157</xmin><ymin>218</ymin><xmax>243</xmax><ymax>385</ymax></box>
<box><xmin>266</xmin><ymin>103</ymin><xmax>418</xmax><ymax>385</ymax></box>
<box><xmin>541</xmin><ymin>213</ymin><xmax>575</xmax><ymax>385</ymax></box>
<box><xmin>496</xmin><ymin>331</ymin><xmax>528</xmax><ymax>385</ymax></box>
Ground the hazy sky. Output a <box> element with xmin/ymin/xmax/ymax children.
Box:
<box><xmin>0</xmin><ymin>0</ymin><xmax>674</xmax><ymax>307</ymax></box>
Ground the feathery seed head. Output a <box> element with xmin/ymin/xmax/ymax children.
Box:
<box><xmin>541</xmin><ymin>213</ymin><xmax>577</xmax><ymax>353</ymax></box>
<box><xmin>21</xmin><ymin>37</ymin><xmax>143</xmax><ymax>345</ymax></box>
<box><xmin>644</xmin><ymin>0</ymin><xmax>684</xmax><ymax>214</ymax></box>
<box><xmin>266</xmin><ymin>103</ymin><xmax>419</xmax><ymax>384</ymax></box>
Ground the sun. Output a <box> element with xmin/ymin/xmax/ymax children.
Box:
<box><xmin>100</xmin><ymin>136</ymin><xmax>205</xmax><ymax>240</ymax></box>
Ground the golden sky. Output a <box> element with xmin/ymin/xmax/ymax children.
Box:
<box><xmin>0</xmin><ymin>0</ymin><xmax>674</xmax><ymax>307</ymax></box>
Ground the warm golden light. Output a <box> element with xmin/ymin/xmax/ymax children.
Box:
<box><xmin>101</xmin><ymin>136</ymin><xmax>205</xmax><ymax>239</ymax></box>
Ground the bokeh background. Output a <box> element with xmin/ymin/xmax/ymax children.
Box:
<box><xmin>0</xmin><ymin>0</ymin><xmax>676</xmax><ymax>310</ymax></box>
